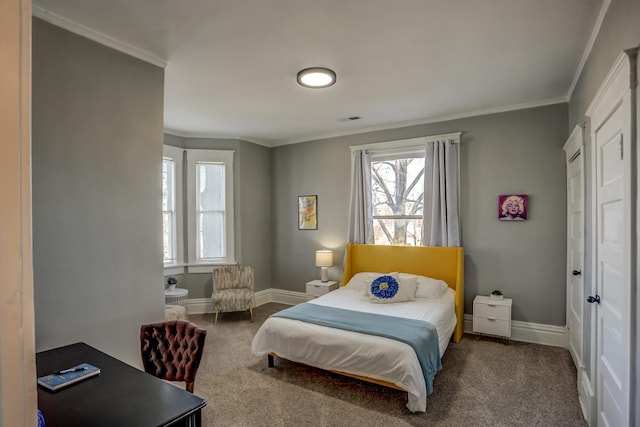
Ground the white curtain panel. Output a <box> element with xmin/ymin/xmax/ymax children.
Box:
<box><xmin>346</xmin><ymin>149</ymin><xmax>374</xmax><ymax>244</ymax></box>
<box><xmin>422</xmin><ymin>140</ymin><xmax>460</xmax><ymax>247</ymax></box>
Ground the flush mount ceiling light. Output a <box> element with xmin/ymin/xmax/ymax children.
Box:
<box><xmin>297</xmin><ymin>67</ymin><xmax>337</xmax><ymax>88</ymax></box>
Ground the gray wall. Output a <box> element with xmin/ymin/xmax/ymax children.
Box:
<box><xmin>272</xmin><ymin>104</ymin><xmax>569</xmax><ymax>325</ymax></box>
<box><xmin>567</xmin><ymin>0</ymin><xmax>640</xmax><ymax>399</ymax></box>
<box><xmin>569</xmin><ymin>0</ymin><xmax>640</xmax><ymax>129</ymax></box>
<box><xmin>238</xmin><ymin>140</ymin><xmax>273</xmax><ymax>293</ymax></box>
<box><xmin>163</xmin><ymin>135</ymin><xmax>272</xmax><ymax>299</ymax></box>
<box><xmin>32</xmin><ymin>19</ymin><xmax>165</xmax><ymax>366</ymax></box>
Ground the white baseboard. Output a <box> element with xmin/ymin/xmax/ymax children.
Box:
<box><xmin>255</xmin><ymin>288</ymin><xmax>308</xmax><ymax>306</ymax></box>
<box><xmin>190</xmin><ymin>294</ymin><xmax>567</xmax><ymax>349</ymax></box>
<box><xmin>186</xmin><ymin>298</ymin><xmax>213</xmax><ymax>315</ymax></box>
<box><xmin>186</xmin><ymin>288</ymin><xmax>306</xmax><ymax>315</ymax></box>
<box><xmin>578</xmin><ymin>368</ymin><xmax>595</xmax><ymax>426</ymax></box>
<box><xmin>463</xmin><ymin>314</ymin><xmax>567</xmax><ymax>348</ymax></box>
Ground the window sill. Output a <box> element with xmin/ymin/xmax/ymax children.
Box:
<box><xmin>164</xmin><ymin>264</ymin><xmax>187</xmax><ymax>275</ymax></box>
<box><xmin>164</xmin><ymin>262</ymin><xmax>237</xmax><ymax>274</ymax></box>
<box><xmin>187</xmin><ymin>262</ymin><xmax>237</xmax><ymax>274</ymax></box>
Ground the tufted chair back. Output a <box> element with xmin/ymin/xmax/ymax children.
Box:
<box><xmin>140</xmin><ymin>320</ymin><xmax>207</xmax><ymax>393</ymax></box>
<box><xmin>212</xmin><ymin>265</ymin><xmax>255</xmax><ymax>323</ymax></box>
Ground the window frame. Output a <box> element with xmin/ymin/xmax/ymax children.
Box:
<box><xmin>185</xmin><ymin>149</ymin><xmax>235</xmax><ymax>272</ymax></box>
<box><xmin>163</xmin><ymin>145</ymin><xmax>184</xmax><ymax>274</ymax></box>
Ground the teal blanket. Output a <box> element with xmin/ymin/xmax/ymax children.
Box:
<box><xmin>272</xmin><ymin>303</ymin><xmax>442</xmax><ymax>394</ymax></box>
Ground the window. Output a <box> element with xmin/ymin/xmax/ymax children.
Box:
<box><xmin>162</xmin><ymin>157</ymin><xmax>176</xmax><ymax>263</ymax></box>
<box><xmin>349</xmin><ymin>133</ymin><xmax>460</xmax><ymax>248</ymax></box>
<box><xmin>196</xmin><ymin>162</ymin><xmax>225</xmax><ymax>260</ymax></box>
<box><xmin>163</xmin><ymin>146</ymin><xmax>235</xmax><ymax>273</ymax></box>
<box><xmin>162</xmin><ymin>145</ymin><xmax>183</xmax><ymax>268</ymax></box>
<box><xmin>370</xmin><ymin>150</ymin><xmax>425</xmax><ymax>246</ymax></box>
<box><xmin>186</xmin><ymin>149</ymin><xmax>235</xmax><ymax>272</ymax></box>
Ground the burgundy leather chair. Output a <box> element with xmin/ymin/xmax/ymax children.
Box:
<box><xmin>140</xmin><ymin>320</ymin><xmax>207</xmax><ymax>393</ymax></box>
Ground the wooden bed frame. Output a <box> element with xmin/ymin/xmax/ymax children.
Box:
<box><xmin>268</xmin><ymin>243</ymin><xmax>464</xmax><ymax>394</ymax></box>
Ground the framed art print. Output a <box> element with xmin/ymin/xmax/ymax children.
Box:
<box><xmin>298</xmin><ymin>195</ymin><xmax>317</xmax><ymax>230</ymax></box>
<box><xmin>498</xmin><ymin>194</ymin><xmax>527</xmax><ymax>221</ymax></box>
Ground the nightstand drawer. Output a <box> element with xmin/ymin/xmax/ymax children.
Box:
<box><xmin>473</xmin><ymin>295</ymin><xmax>512</xmax><ymax>339</ymax></box>
<box><xmin>306</xmin><ymin>281</ymin><xmax>338</xmax><ymax>297</ymax></box>
<box><xmin>474</xmin><ymin>303</ymin><xmax>510</xmax><ymax>320</ymax></box>
<box><xmin>473</xmin><ymin>317</ymin><xmax>511</xmax><ymax>337</ymax></box>
<box><xmin>306</xmin><ymin>283</ymin><xmax>329</xmax><ymax>297</ymax></box>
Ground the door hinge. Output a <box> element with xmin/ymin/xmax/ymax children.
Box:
<box><xmin>620</xmin><ymin>134</ymin><xmax>624</xmax><ymax>160</ymax></box>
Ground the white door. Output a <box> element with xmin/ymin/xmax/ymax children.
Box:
<box><xmin>588</xmin><ymin>51</ymin><xmax>634</xmax><ymax>427</ymax></box>
<box><xmin>564</xmin><ymin>126</ymin><xmax>584</xmax><ymax>371</ymax></box>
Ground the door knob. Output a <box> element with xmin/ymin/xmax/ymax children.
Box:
<box><xmin>572</xmin><ymin>270</ymin><xmax>581</xmax><ymax>276</ymax></box>
<box><xmin>586</xmin><ymin>295</ymin><xmax>600</xmax><ymax>304</ymax></box>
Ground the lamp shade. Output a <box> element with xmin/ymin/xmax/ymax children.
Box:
<box><xmin>315</xmin><ymin>249</ymin><xmax>333</xmax><ymax>267</ymax></box>
<box><xmin>315</xmin><ymin>249</ymin><xmax>333</xmax><ymax>282</ymax></box>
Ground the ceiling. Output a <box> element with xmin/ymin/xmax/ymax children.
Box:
<box><xmin>32</xmin><ymin>0</ymin><xmax>604</xmax><ymax>146</ymax></box>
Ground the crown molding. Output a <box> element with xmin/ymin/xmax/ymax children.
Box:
<box><xmin>584</xmin><ymin>49</ymin><xmax>634</xmax><ymax>118</ymax></box>
<box><xmin>32</xmin><ymin>6</ymin><xmax>167</xmax><ymax>68</ymax></box>
<box><xmin>169</xmin><ymin>97</ymin><xmax>566</xmax><ymax>149</ymax></box>
<box><xmin>566</xmin><ymin>0</ymin><xmax>612</xmax><ymax>100</ymax></box>
<box><xmin>163</xmin><ymin>129</ymin><xmax>272</xmax><ymax>148</ymax></box>
<box><xmin>271</xmin><ymin>96</ymin><xmax>568</xmax><ymax>147</ymax></box>
<box><xmin>32</xmin><ymin>4</ymin><xmax>600</xmax><ymax>149</ymax></box>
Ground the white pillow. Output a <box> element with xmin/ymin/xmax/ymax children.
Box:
<box><xmin>368</xmin><ymin>273</ymin><xmax>418</xmax><ymax>304</ymax></box>
<box><xmin>343</xmin><ymin>272</ymin><xmax>383</xmax><ymax>294</ymax></box>
<box><xmin>391</xmin><ymin>272</ymin><xmax>418</xmax><ymax>300</ymax></box>
<box><xmin>414</xmin><ymin>275</ymin><xmax>449</xmax><ymax>299</ymax></box>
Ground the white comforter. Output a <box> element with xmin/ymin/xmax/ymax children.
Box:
<box><xmin>251</xmin><ymin>287</ymin><xmax>456</xmax><ymax>412</ymax></box>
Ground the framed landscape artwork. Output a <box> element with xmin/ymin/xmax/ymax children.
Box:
<box><xmin>298</xmin><ymin>195</ymin><xmax>317</xmax><ymax>230</ymax></box>
<box><xmin>498</xmin><ymin>194</ymin><xmax>527</xmax><ymax>221</ymax></box>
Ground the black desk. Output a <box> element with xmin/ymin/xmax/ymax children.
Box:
<box><xmin>36</xmin><ymin>342</ymin><xmax>206</xmax><ymax>427</ymax></box>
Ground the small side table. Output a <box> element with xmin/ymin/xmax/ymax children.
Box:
<box><xmin>306</xmin><ymin>280</ymin><xmax>338</xmax><ymax>299</ymax></box>
<box><xmin>165</xmin><ymin>288</ymin><xmax>189</xmax><ymax>309</ymax></box>
<box><xmin>473</xmin><ymin>295</ymin><xmax>512</xmax><ymax>340</ymax></box>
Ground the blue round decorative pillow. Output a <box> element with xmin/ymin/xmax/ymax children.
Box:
<box><xmin>371</xmin><ymin>275</ymin><xmax>399</xmax><ymax>300</ymax></box>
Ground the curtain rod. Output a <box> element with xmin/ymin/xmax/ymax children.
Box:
<box><xmin>349</xmin><ymin>132</ymin><xmax>461</xmax><ymax>152</ymax></box>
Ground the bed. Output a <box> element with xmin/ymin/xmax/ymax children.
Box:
<box><xmin>251</xmin><ymin>243</ymin><xmax>464</xmax><ymax>412</ymax></box>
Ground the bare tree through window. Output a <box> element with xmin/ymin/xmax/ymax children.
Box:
<box><xmin>371</xmin><ymin>155</ymin><xmax>425</xmax><ymax>245</ymax></box>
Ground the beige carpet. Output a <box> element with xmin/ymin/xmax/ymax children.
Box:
<box><xmin>188</xmin><ymin>304</ymin><xmax>586</xmax><ymax>427</ymax></box>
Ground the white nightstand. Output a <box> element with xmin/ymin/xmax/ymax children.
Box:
<box><xmin>306</xmin><ymin>280</ymin><xmax>338</xmax><ymax>299</ymax></box>
<box><xmin>473</xmin><ymin>295</ymin><xmax>512</xmax><ymax>339</ymax></box>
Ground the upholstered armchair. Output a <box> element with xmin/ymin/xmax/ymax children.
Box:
<box><xmin>140</xmin><ymin>320</ymin><xmax>207</xmax><ymax>393</ymax></box>
<box><xmin>212</xmin><ymin>265</ymin><xmax>255</xmax><ymax>324</ymax></box>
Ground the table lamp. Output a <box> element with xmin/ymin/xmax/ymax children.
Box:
<box><xmin>315</xmin><ymin>249</ymin><xmax>333</xmax><ymax>282</ymax></box>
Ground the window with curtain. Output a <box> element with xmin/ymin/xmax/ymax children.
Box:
<box><xmin>370</xmin><ymin>151</ymin><xmax>425</xmax><ymax>245</ymax></box>
<box><xmin>348</xmin><ymin>133</ymin><xmax>461</xmax><ymax>248</ymax></box>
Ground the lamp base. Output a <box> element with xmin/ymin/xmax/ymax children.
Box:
<box><xmin>320</xmin><ymin>267</ymin><xmax>329</xmax><ymax>282</ymax></box>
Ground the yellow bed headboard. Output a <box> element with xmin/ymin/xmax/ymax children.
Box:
<box><xmin>342</xmin><ymin>243</ymin><xmax>464</xmax><ymax>343</ymax></box>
